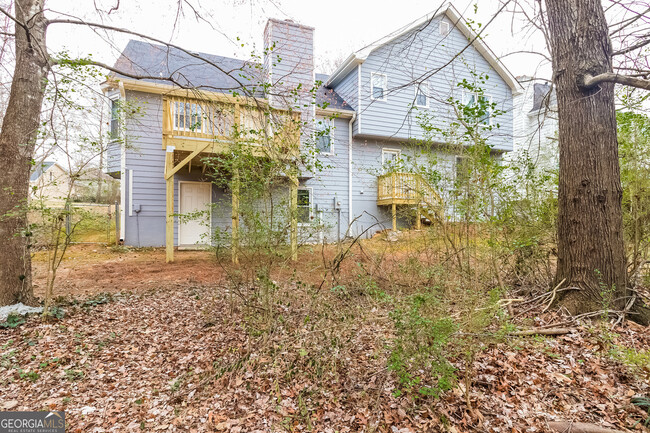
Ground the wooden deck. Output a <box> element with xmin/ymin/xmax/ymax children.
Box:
<box><xmin>161</xmin><ymin>95</ymin><xmax>300</xmax><ymax>264</ymax></box>
<box><xmin>376</xmin><ymin>172</ymin><xmax>444</xmax><ymax>230</ymax></box>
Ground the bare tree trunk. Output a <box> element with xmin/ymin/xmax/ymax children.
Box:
<box><xmin>0</xmin><ymin>0</ymin><xmax>48</xmax><ymax>306</ymax></box>
<box><xmin>544</xmin><ymin>0</ymin><xmax>630</xmax><ymax>315</ymax></box>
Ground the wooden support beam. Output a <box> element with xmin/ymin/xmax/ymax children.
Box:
<box><xmin>231</xmin><ymin>169</ymin><xmax>240</xmax><ymax>264</ymax></box>
<box><xmin>165</xmin><ymin>142</ymin><xmax>210</xmax><ymax>180</ymax></box>
<box><xmin>165</xmin><ymin>151</ymin><xmax>175</xmax><ymax>263</ymax></box>
<box><xmin>416</xmin><ymin>203</ymin><xmax>421</xmax><ymax>230</ymax></box>
<box><xmin>392</xmin><ymin>203</ymin><xmax>397</xmax><ymax>232</ymax></box>
<box><xmin>290</xmin><ymin>173</ymin><xmax>298</xmax><ymax>261</ymax></box>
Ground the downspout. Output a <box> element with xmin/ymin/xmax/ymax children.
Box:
<box><xmin>118</xmin><ymin>81</ymin><xmax>126</xmax><ymax>242</ymax></box>
<box><xmin>348</xmin><ymin>112</ymin><xmax>357</xmax><ymax>236</ymax></box>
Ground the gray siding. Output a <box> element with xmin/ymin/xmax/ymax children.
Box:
<box><xmin>106</xmin><ymin>142</ymin><xmax>121</xmax><ymax>175</ymax></box>
<box><xmin>303</xmin><ymin>116</ymin><xmax>351</xmax><ymax>241</ymax></box>
<box><xmin>332</xmin><ymin>68</ymin><xmax>360</xmax><ymax>135</ymax></box>
<box><xmin>333</xmin><ymin>16</ymin><xmax>514</xmax><ymax>150</ymax></box>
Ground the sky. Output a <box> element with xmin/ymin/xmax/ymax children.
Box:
<box><xmin>45</xmin><ymin>0</ymin><xmax>552</xmax><ymax>80</ymax></box>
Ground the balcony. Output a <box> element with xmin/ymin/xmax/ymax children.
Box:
<box><xmin>161</xmin><ymin>94</ymin><xmax>301</xmax><ymax>264</ymax></box>
<box><xmin>162</xmin><ymin>95</ymin><xmax>300</xmax><ymax>158</ymax></box>
<box><xmin>377</xmin><ymin>172</ymin><xmax>444</xmax><ymax>230</ymax></box>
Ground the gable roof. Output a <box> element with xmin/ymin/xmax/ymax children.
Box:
<box><xmin>112</xmin><ymin>40</ymin><xmax>352</xmax><ymax>111</ymax></box>
<box><xmin>315</xmin><ymin>73</ymin><xmax>354</xmax><ymax>111</ymax></box>
<box><xmin>325</xmin><ymin>2</ymin><xmax>522</xmax><ymax>95</ymax></box>
<box><xmin>30</xmin><ymin>161</ymin><xmax>56</xmax><ymax>182</ymax></box>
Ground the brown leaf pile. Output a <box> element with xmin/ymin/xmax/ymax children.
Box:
<box><xmin>1</xmin><ymin>283</ymin><xmax>649</xmax><ymax>432</ymax></box>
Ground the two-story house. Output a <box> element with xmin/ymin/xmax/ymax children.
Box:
<box><xmin>103</xmin><ymin>2</ymin><xmax>521</xmax><ymax>262</ymax></box>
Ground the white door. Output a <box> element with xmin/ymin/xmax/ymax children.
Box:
<box><xmin>179</xmin><ymin>182</ymin><xmax>211</xmax><ymax>247</ymax></box>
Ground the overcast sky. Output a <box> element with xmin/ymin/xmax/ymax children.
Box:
<box><xmin>45</xmin><ymin>0</ymin><xmax>551</xmax><ymax>80</ymax></box>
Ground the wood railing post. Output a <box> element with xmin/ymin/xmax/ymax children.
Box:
<box><xmin>290</xmin><ymin>173</ymin><xmax>298</xmax><ymax>261</ymax></box>
<box><xmin>165</xmin><ymin>149</ymin><xmax>175</xmax><ymax>263</ymax></box>
<box><xmin>231</xmin><ymin>168</ymin><xmax>240</xmax><ymax>264</ymax></box>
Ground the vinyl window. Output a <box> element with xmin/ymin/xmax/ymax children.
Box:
<box><xmin>439</xmin><ymin>20</ymin><xmax>451</xmax><ymax>36</ymax></box>
<box><xmin>415</xmin><ymin>83</ymin><xmax>429</xmax><ymax>108</ymax></box>
<box><xmin>110</xmin><ymin>99</ymin><xmax>120</xmax><ymax>139</ymax></box>
<box><xmin>463</xmin><ymin>92</ymin><xmax>493</xmax><ymax>126</ymax></box>
<box><xmin>371</xmin><ymin>72</ymin><xmax>387</xmax><ymax>101</ymax></box>
<box><xmin>297</xmin><ymin>188</ymin><xmax>313</xmax><ymax>224</ymax></box>
<box><xmin>315</xmin><ymin>120</ymin><xmax>332</xmax><ymax>153</ymax></box>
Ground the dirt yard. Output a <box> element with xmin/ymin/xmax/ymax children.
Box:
<box><xmin>0</xmin><ymin>244</ymin><xmax>648</xmax><ymax>432</ymax></box>
<box><xmin>31</xmin><ymin>245</ymin><xmax>225</xmax><ymax>297</ymax></box>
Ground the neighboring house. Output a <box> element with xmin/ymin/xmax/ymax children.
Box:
<box><xmin>509</xmin><ymin>76</ymin><xmax>558</xmax><ymax>182</ymax></box>
<box><xmin>102</xmin><ymin>2</ymin><xmax>521</xmax><ymax>260</ymax></box>
<box><xmin>29</xmin><ymin>162</ymin><xmax>71</xmax><ymax>204</ymax></box>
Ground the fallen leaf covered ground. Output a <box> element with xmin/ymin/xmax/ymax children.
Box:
<box><xmin>0</xmin><ymin>245</ymin><xmax>648</xmax><ymax>432</ymax></box>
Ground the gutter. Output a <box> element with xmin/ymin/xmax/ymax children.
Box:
<box><xmin>348</xmin><ymin>112</ymin><xmax>357</xmax><ymax>235</ymax></box>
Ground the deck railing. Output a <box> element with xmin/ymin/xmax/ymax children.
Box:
<box><xmin>377</xmin><ymin>172</ymin><xmax>443</xmax><ymax>208</ymax></box>
<box><xmin>162</xmin><ymin>96</ymin><xmax>299</xmax><ymax>147</ymax></box>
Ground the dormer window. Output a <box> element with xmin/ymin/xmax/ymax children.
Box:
<box><xmin>415</xmin><ymin>83</ymin><xmax>429</xmax><ymax>108</ymax></box>
<box><xmin>439</xmin><ymin>20</ymin><xmax>451</xmax><ymax>36</ymax></box>
<box><xmin>371</xmin><ymin>72</ymin><xmax>387</xmax><ymax>101</ymax></box>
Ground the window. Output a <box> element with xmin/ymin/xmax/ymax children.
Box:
<box><xmin>415</xmin><ymin>83</ymin><xmax>429</xmax><ymax>108</ymax></box>
<box><xmin>371</xmin><ymin>73</ymin><xmax>387</xmax><ymax>101</ymax></box>
<box><xmin>315</xmin><ymin>120</ymin><xmax>332</xmax><ymax>153</ymax></box>
<box><xmin>110</xmin><ymin>99</ymin><xmax>120</xmax><ymax>139</ymax></box>
<box><xmin>463</xmin><ymin>92</ymin><xmax>493</xmax><ymax>125</ymax></box>
<box><xmin>455</xmin><ymin>156</ymin><xmax>470</xmax><ymax>183</ymax></box>
<box><xmin>173</xmin><ymin>101</ymin><xmax>203</xmax><ymax>131</ymax></box>
<box><xmin>297</xmin><ymin>188</ymin><xmax>313</xmax><ymax>224</ymax></box>
<box><xmin>439</xmin><ymin>20</ymin><xmax>451</xmax><ymax>36</ymax></box>
<box><xmin>382</xmin><ymin>148</ymin><xmax>401</xmax><ymax>172</ymax></box>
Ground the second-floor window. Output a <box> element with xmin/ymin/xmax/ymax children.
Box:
<box><xmin>415</xmin><ymin>83</ymin><xmax>429</xmax><ymax>108</ymax></box>
<box><xmin>110</xmin><ymin>99</ymin><xmax>120</xmax><ymax>139</ymax></box>
<box><xmin>371</xmin><ymin>72</ymin><xmax>387</xmax><ymax>101</ymax></box>
<box><xmin>315</xmin><ymin>120</ymin><xmax>332</xmax><ymax>153</ymax></box>
<box><xmin>463</xmin><ymin>92</ymin><xmax>493</xmax><ymax>126</ymax></box>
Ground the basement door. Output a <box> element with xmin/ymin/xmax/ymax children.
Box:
<box><xmin>179</xmin><ymin>181</ymin><xmax>212</xmax><ymax>248</ymax></box>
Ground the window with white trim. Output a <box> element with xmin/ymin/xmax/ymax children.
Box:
<box><xmin>110</xmin><ymin>99</ymin><xmax>120</xmax><ymax>139</ymax></box>
<box><xmin>439</xmin><ymin>20</ymin><xmax>451</xmax><ymax>36</ymax></box>
<box><xmin>315</xmin><ymin>119</ymin><xmax>332</xmax><ymax>153</ymax></box>
<box><xmin>415</xmin><ymin>83</ymin><xmax>429</xmax><ymax>108</ymax></box>
<box><xmin>297</xmin><ymin>188</ymin><xmax>313</xmax><ymax>224</ymax></box>
<box><xmin>371</xmin><ymin>72</ymin><xmax>387</xmax><ymax>101</ymax></box>
<box><xmin>381</xmin><ymin>148</ymin><xmax>401</xmax><ymax>172</ymax></box>
<box><xmin>455</xmin><ymin>156</ymin><xmax>470</xmax><ymax>182</ymax></box>
<box><xmin>463</xmin><ymin>92</ymin><xmax>493</xmax><ymax>125</ymax></box>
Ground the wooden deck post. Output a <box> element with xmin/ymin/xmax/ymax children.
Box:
<box><xmin>290</xmin><ymin>173</ymin><xmax>298</xmax><ymax>261</ymax></box>
<box><xmin>165</xmin><ymin>150</ymin><xmax>174</xmax><ymax>263</ymax></box>
<box><xmin>392</xmin><ymin>203</ymin><xmax>397</xmax><ymax>232</ymax></box>
<box><xmin>231</xmin><ymin>168</ymin><xmax>240</xmax><ymax>264</ymax></box>
<box><xmin>416</xmin><ymin>203</ymin><xmax>421</xmax><ymax>230</ymax></box>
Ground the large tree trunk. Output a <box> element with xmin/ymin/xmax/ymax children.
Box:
<box><xmin>544</xmin><ymin>0</ymin><xmax>630</xmax><ymax>315</ymax></box>
<box><xmin>0</xmin><ymin>0</ymin><xmax>48</xmax><ymax>306</ymax></box>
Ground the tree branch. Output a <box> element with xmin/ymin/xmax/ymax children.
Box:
<box><xmin>583</xmin><ymin>72</ymin><xmax>650</xmax><ymax>90</ymax></box>
<box><xmin>46</xmin><ymin>17</ymin><xmax>254</xmax><ymax>95</ymax></box>
<box><xmin>613</xmin><ymin>35</ymin><xmax>650</xmax><ymax>56</ymax></box>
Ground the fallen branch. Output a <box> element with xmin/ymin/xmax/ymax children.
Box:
<box><xmin>542</xmin><ymin>278</ymin><xmax>566</xmax><ymax>313</ymax></box>
<box><xmin>511</xmin><ymin>327</ymin><xmax>574</xmax><ymax>336</ymax></box>
<box><xmin>548</xmin><ymin>421</ymin><xmax>626</xmax><ymax>433</ymax></box>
